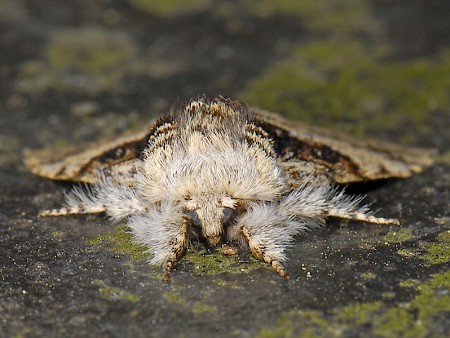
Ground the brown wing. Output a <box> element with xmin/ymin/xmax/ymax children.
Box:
<box><xmin>252</xmin><ymin>108</ymin><xmax>436</xmax><ymax>184</ymax></box>
<box><xmin>23</xmin><ymin>116</ymin><xmax>173</xmax><ymax>183</ymax></box>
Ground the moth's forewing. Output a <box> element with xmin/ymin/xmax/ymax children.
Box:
<box><xmin>24</xmin><ymin>122</ymin><xmax>155</xmax><ymax>183</ymax></box>
<box><xmin>25</xmin><ymin>107</ymin><xmax>435</xmax><ymax>185</ymax></box>
<box><xmin>252</xmin><ymin>108</ymin><xmax>436</xmax><ymax>183</ymax></box>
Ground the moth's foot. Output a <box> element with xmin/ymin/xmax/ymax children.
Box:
<box><xmin>353</xmin><ymin>213</ymin><xmax>400</xmax><ymax>226</ymax></box>
<box><xmin>271</xmin><ymin>260</ymin><xmax>289</xmax><ymax>279</ymax></box>
<box><xmin>40</xmin><ymin>205</ymin><xmax>105</xmax><ymax>217</ymax></box>
<box><xmin>219</xmin><ymin>244</ymin><xmax>239</xmax><ymax>256</ymax></box>
<box><xmin>366</xmin><ymin>216</ymin><xmax>400</xmax><ymax>226</ymax></box>
<box><xmin>163</xmin><ymin>261</ymin><xmax>175</xmax><ymax>282</ymax></box>
<box><xmin>330</xmin><ymin>210</ymin><xmax>400</xmax><ymax>226</ymax></box>
<box><xmin>40</xmin><ymin>208</ymin><xmax>72</xmax><ymax>217</ymax></box>
<box><xmin>161</xmin><ymin>220</ymin><xmax>189</xmax><ymax>281</ymax></box>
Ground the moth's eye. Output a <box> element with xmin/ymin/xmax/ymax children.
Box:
<box><xmin>188</xmin><ymin>210</ymin><xmax>202</xmax><ymax>228</ymax></box>
<box><xmin>222</xmin><ymin>207</ymin><xmax>237</xmax><ymax>226</ymax></box>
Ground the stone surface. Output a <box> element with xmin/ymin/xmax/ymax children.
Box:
<box><xmin>1</xmin><ymin>1</ymin><xmax>449</xmax><ymax>337</ymax></box>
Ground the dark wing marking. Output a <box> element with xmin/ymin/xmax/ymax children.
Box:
<box><xmin>251</xmin><ymin>108</ymin><xmax>436</xmax><ymax>183</ymax></box>
<box><xmin>24</xmin><ymin>115</ymin><xmax>174</xmax><ymax>183</ymax></box>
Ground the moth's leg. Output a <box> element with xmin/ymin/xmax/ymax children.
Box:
<box><xmin>236</xmin><ymin>201</ymin><xmax>319</xmax><ymax>278</ymax></box>
<box><xmin>241</xmin><ymin>226</ymin><xmax>288</xmax><ymax>278</ymax></box>
<box><xmin>324</xmin><ymin>189</ymin><xmax>400</xmax><ymax>225</ymax></box>
<box><xmin>162</xmin><ymin>217</ymin><xmax>190</xmax><ymax>275</ymax></box>
<box><xmin>40</xmin><ymin>205</ymin><xmax>105</xmax><ymax>217</ymax></box>
<box><xmin>280</xmin><ymin>182</ymin><xmax>400</xmax><ymax>226</ymax></box>
<box><xmin>327</xmin><ymin>209</ymin><xmax>399</xmax><ymax>225</ymax></box>
<box><xmin>40</xmin><ymin>185</ymin><xmax>106</xmax><ymax>217</ymax></box>
<box><xmin>127</xmin><ymin>203</ymin><xmax>190</xmax><ymax>279</ymax></box>
<box><xmin>41</xmin><ymin>179</ymin><xmax>148</xmax><ymax>220</ymax></box>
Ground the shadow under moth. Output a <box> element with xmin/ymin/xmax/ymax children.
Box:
<box><xmin>25</xmin><ymin>97</ymin><xmax>435</xmax><ymax>278</ymax></box>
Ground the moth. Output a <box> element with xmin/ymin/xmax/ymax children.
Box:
<box><xmin>25</xmin><ymin>97</ymin><xmax>435</xmax><ymax>278</ymax></box>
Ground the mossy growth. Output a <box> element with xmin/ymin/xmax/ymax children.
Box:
<box><xmin>221</xmin><ymin>0</ymin><xmax>380</xmax><ymax>35</ymax></box>
<box><xmin>359</xmin><ymin>271</ymin><xmax>376</xmax><ymax>280</ymax></box>
<box><xmin>399</xmin><ymin>278</ymin><xmax>420</xmax><ymax>288</ymax></box>
<box><xmin>87</xmin><ymin>225</ymin><xmax>264</xmax><ymax>275</ymax></box>
<box><xmin>99</xmin><ymin>286</ymin><xmax>140</xmax><ymax>302</ymax></box>
<box><xmin>384</xmin><ymin>228</ymin><xmax>414</xmax><ymax>244</ymax></box>
<box><xmin>163</xmin><ymin>291</ymin><xmax>187</xmax><ymax>305</ymax></box>
<box><xmin>396</xmin><ymin>248</ymin><xmax>417</xmax><ymax>258</ymax></box>
<box><xmin>183</xmin><ymin>246</ymin><xmax>265</xmax><ymax>276</ymax></box>
<box><xmin>96</xmin><ymin>280</ymin><xmax>140</xmax><ymax>302</ymax></box>
<box><xmin>243</xmin><ymin>40</ymin><xmax>450</xmax><ymax>141</ymax></box>
<box><xmin>128</xmin><ymin>0</ymin><xmax>212</xmax><ymax>17</ymax></box>
<box><xmin>417</xmin><ymin>230</ymin><xmax>450</xmax><ymax>265</ymax></box>
<box><xmin>87</xmin><ymin>224</ymin><xmax>150</xmax><ymax>262</ymax></box>
<box><xmin>192</xmin><ymin>302</ymin><xmax>216</xmax><ymax>315</ymax></box>
<box><xmin>436</xmin><ymin>151</ymin><xmax>450</xmax><ymax>165</ymax></box>
<box><xmin>12</xmin><ymin>328</ymin><xmax>32</xmax><ymax>338</ymax></box>
<box><xmin>394</xmin><ymin>230</ymin><xmax>450</xmax><ymax>265</ymax></box>
<box><xmin>257</xmin><ymin>310</ymin><xmax>332</xmax><ymax>338</ymax></box>
<box><xmin>17</xmin><ymin>28</ymin><xmax>136</xmax><ymax>94</ymax></box>
<box><xmin>256</xmin><ymin>271</ymin><xmax>450</xmax><ymax>337</ymax></box>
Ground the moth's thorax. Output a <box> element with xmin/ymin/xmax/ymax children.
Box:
<box><xmin>142</xmin><ymin>98</ymin><xmax>290</xmax><ymax>204</ymax></box>
<box><xmin>142</xmin><ymin>140</ymin><xmax>289</xmax><ymax>203</ymax></box>
<box><xmin>178</xmin><ymin>97</ymin><xmax>249</xmax><ymax>134</ymax></box>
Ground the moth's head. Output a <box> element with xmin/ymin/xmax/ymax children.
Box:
<box><xmin>185</xmin><ymin>194</ymin><xmax>238</xmax><ymax>247</ymax></box>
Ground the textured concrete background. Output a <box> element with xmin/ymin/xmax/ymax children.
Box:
<box><xmin>1</xmin><ymin>1</ymin><xmax>449</xmax><ymax>337</ymax></box>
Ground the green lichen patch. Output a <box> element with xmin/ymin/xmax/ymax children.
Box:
<box><xmin>257</xmin><ymin>310</ymin><xmax>332</xmax><ymax>338</ymax></box>
<box><xmin>192</xmin><ymin>302</ymin><xmax>216</xmax><ymax>315</ymax></box>
<box><xmin>12</xmin><ymin>328</ymin><xmax>32</xmax><ymax>338</ymax></box>
<box><xmin>256</xmin><ymin>271</ymin><xmax>450</xmax><ymax>337</ymax></box>
<box><xmin>384</xmin><ymin>228</ymin><xmax>414</xmax><ymax>244</ymax></box>
<box><xmin>184</xmin><ymin>246</ymin><xmax>265</xmax><ymax>276</ymax></box>
<box><xmin>96</xmin><ymin>281</ymin><xmax>140</xmax><ymax>302</ymax></box>
<box><xmin>438</xmin><ymin>230</ymin><xmax>450</xmax><ymax>242</ymax></box>
<box><xmin>359</xmin><ymin>271</ymin><xmax>376</xmax><ymax>280</ymax></box>
<box><xmin>16</xmin><ymin>28</ymin><xmax>137</xmax><ymax>94</ymax></box>
<box><xmin>163</xmin><ymin>291</ymin><xmax>187</xmax><ymax>305</ymax></box>
<box><xmin>394</xmin><ymin>230</ymin><xmax>450</xmax><ymax>265</ymax></box>
<box><xmin>396</xmin><ymin>248</ymin><xmax>417</xmax><ymax>258</ymax></box>
<box><xmin>373</xmin><ymin>271</ymin><xmax>450</xmax><ymax>337</ymax></box>
<box><xmin>337</xmin><ymin>302</ymin><xmax>383</xmax><ymax>326</ymax></box>
<box><xmin>99</xmin><ymin>286</ymin><xmax>140</xmax><ymax>302</ymax></box>
<box><xmin>243</xmin><ymin>40</ymin><xmax>450</xmax><ymax>140</ymax></box>
<box><xmin>419</xmin><ymin>242</ymin><xmax>450</xmax><ymax>265</ymax></box>
<box><xmin>399</xmin><ymin>278</ymin><xmax>421</xmax><ymax>289</ymax></box>
<box><xmin>417</xmin><ymin>231</ymin><xmax>450</xmax><ymax>265</ymax></box>
<box><xmin>87</xmin><ymin>224</ymin><xmax>150</xmax><ymax>262</ymax></box>
<box><xmin>436</xmin><ymin>151</ymin><xmax>450</xmax><ymax>165</ymax></box>
<box><xmin>128</xmin><ymin>0</ymin><xmax>212</xmax><ymax>17</ymax></box>
<box><xmin>414</xmin><ymin>271</ymin><xmax>450</xmax><ymax>317</ymax></box>
<box><xmin>223</xmin><ymin>0</ymin><xmax>380</xmax><ymax>36</ymax></box>
<box><xmin>51</xmin><ymin>230</ymin><xmax>65</xmax><ymax>239</ymax></box>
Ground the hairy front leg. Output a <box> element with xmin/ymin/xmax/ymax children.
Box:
<box><xmin>40</xmin><ymin>175</ymin><xmax>148</xmax><ymax>220</ymax></box>
<box><xmin>162</xmin><ymin>217</ymin><xmax>190</xmax><ymax>273</ymax></box>
<box><xmin>241</xmin><ymin>226</ymin><xmax>288</xmax><ymax>278</ymax></box>
<box><xmin>237</xmin><ymin>201</ymin><xmax>310</xmax><ymax>279</ymax></box>
<box><xmin>127</xmin><ymin>202</ymin><xmax>190</xmax><ymax>279</ymax></box>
